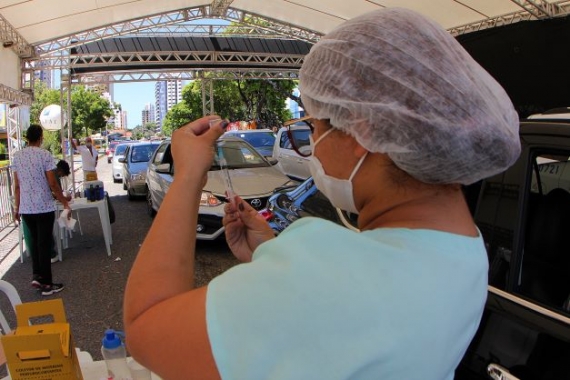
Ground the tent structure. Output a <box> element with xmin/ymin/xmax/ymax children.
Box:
<box><xmin>2</xmin><ymin>1</ymin><xmax>570</xmax><ymax>104</ymax></box>
<box><xmin>1</xmin><ymin>0</ymin><xmax>570</xmax><ymax>134</ymax></box>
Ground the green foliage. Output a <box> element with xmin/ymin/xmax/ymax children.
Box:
<box><xmin>30</xmin><ymin>82</ymin><xmax>63</xmax><ymax>125</ymax></box>
<box><xmin>0</xmin><ymin>141</ymin><xmax>6</xmax><ymax>155</ymax></box>
<box><xmin>162</xmin><ymin>101</ymin><xmax>194</xmax><ymax>137</ymax></box>
<box><xmin>42</xmin><ymin>130</ymin><xmax>61</xmax><ymax>156</ymax></box>
<box><xmin>71</xmin><ymin>86</ymin><xmax>113</xmax><ymax>137</ymax></box>
<box><xmin>131</xmin><ymin>123</ymin><xmax>157</xmax><ymax>140</ymax></box>
<box><xmin>165</xmin><ymin>79</ymin><xmax>296</xmax><ymax>133</ymax></box>
<box><xmin>30</xmin><ymin>83</ymin><xmax>113</xmax><ymax>138</ymax></box>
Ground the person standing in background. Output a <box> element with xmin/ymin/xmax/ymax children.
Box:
<box><xmin>13</xmin><ymin>125</ymin><xmax>70</xmax><ymax>295</ymax></box>
<box><xmin>21</xmin><ymin>159</ymin><xmax>72</xmax><ymax>264</ymax></box>
<box><xmin>72</xmin><ymin>136</ymin><xmax>98</xmax><ymax>181</ymax></box>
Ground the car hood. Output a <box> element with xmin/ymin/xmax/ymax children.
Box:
<box><xmin>205</xmin><ymin>167</ymin><xmax>290</xmax><ymax>197</ymax></box>
<box><xmin>128</xmin><ymin>161</ymin><xmax>150</xmax><ymax>174</ymax></box>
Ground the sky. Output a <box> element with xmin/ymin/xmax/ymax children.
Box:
<box><xmin>113</xmin><ymin>82</ymin><xmax>156</xmax><ymax>129</ymax></box>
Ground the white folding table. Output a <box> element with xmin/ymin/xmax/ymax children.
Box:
<box><xmin>55</xmin><ymin>197</ymin><xmax>113</xmax><ymax>260</ymax></box>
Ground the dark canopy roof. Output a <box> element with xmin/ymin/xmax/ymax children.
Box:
<box><xmin>458</xmin><ymin>14</ymin><xmax>570</xmax><ymax>117</ymax></box>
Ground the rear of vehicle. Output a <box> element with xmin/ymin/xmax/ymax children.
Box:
<box><xmin>112</xmin><ymin>143</ymin><xmax>130</xmax><ymax>182</ymax></box>
<box><xmin>123</xmin><ymin>142</ymin><xmax>160</xmax><ymax>199</ymax></box>
<box><xmin>106</xmin><ymin>141</ymin><xmax>119</xmax><ymax>163</ymax></box>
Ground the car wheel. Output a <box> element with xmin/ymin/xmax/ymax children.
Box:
<box><xmin>123</xmin><ymin>181</ymin><xmax>127</xmax><ymax>190</ymax></box>
<box><xmin>146</xmin><ymin>189</ymin><xmax>156</xmax><ymax>217</ymax></box>
<box><xmin>127</xmin><ymin>188</ymin><xmax>134</xmax><ymax>201</ymax></box>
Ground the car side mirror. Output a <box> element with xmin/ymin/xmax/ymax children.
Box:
<box><xmin>156</xmin><ymin>163</ymin><xmax>171</xmax><ymax>173</ymax></box>
<box><xmin>118</xmin><ymin>157</ymin><xmax>126</xmax><ymax>163</ymax></box>
<box><xmin>267</xmin><ymin>157</ymin><xmax>278</xmax><ymax>165</ymax></box>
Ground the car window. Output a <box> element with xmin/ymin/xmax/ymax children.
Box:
<box><xmin>291</xmin><ymin>129</ymin><xmax>311</xmax><ymax>149</ymax></box>
<box><xmin>115</xmin><ymin>144</ymin><xmax>128</xmax><ymax>156</ymax></box>
<box><xmin>280</xmin><ymin>131</ymin><xmax>293</xmax><ymax>150</ymax></box>
<box><xmin>131</xmin><ymin>144</ymin><xmax>159</xmax><ymax>163</ymax></box>
<box><xmin>214</xmin><ymin>140</ymin><xmax>269</xmax><ymax>169</ymax></box>
<box><xmin>152</xmin><ymin>144</ymin><xmax>168</xmax><ymax>165</ymax></box>
<box><xmin>238</xmin><ymin>132</ymin><xmax>275</xmax><ymax>148</ymax></box>
<box><xmin>517</xmin><ymin>150</ymin><xmax>570</xmax><ymax>313</ymax></box>
<box><xmin>279</xmin><ymin>129</ymin><xmax>310</xmax><ymax>150</ymax></box>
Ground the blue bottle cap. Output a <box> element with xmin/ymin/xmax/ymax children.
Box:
<box><xmin>102</xmin><ymin>329</ymin><xmax>122</xmax><ymax>349</ymax></box>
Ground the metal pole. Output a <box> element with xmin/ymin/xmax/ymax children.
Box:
<box><xmin>66</xmin><ymin>72</ymin><xmax>75</xmax><ymax>195</ymax></box>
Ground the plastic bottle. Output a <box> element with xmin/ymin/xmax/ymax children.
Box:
<box><xmin>101</xmin><ymin>329</ymin><xmax>132</xmax><ymax>380</ymax></box>
<box><xmin>95</xmin><ymin>185</ymin><xmax>101</xmax><ymax>200</ymax></box>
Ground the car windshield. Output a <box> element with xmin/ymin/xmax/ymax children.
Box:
<box><xmin>131</xmin><ymin>144</ymin><xmax>158</xmax><ymax>163</ymax></box>
<box><xmin>213</xmin><ymin>140</ymin><xmax>269</xmax><ymax>169</ymax></box>
<box><xmin>236</xmin><ymin>132</ymin><xmax>275</xmax><ymax>147</ymax></box>
<box><xmin>115</xmin><ymin>144</ymin><xmax>128</xmax><ymax>156</ymax></box>
<box><xmin>109</xmin><ymin>142</ymin><xmax>118</xmax><ymax>149</ymax></box>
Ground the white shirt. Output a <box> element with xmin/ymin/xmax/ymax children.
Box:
<box><xmin>12</xmin><ymin>147</ymin><xmax>57</xmax><ymax>214</ymax></box>
<box><xmin>77</xmin><ymin>145</ymin><xmax>98</xmax><ymax>171</ymax></box>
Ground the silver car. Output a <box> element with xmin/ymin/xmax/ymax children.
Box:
<box><xmin>121</xmin><ymin>141</ymin><xmax>161</xmax><ymax>200</ymax></box>
<box><xmin>146</xmin><ymin>136</ymin><xmax>297</xmax><ymax>240</ymax></box>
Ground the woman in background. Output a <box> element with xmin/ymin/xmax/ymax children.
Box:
<box><xmin>13</xmin><ymin>125</ymin><xmax>70</xmax><ymax>295</ymax></box>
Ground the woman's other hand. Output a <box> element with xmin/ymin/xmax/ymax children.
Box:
<box><xmin>223</xmin><ymin>195</ymin><xmax>275</xmax><ymax>262</ymax></box>
<box><xmin>171</xmin><ymin>116</ymin><xmax>226</xmax><ymax>188</ymax></box>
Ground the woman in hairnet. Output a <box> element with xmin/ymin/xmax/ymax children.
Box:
<box><xmin>124</xmin><ymin>8</ymin><xmax>520</xmax><ymax>380</ymax></box>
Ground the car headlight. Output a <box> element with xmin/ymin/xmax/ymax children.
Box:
<box><xmin>200</xmin><ymin>192</ymin><xmax>222</xmax><ymax>207</ymax></box>
<box><xmin>131</xmin><ymin>173</ymin><xmax>145</xmax><ymax>181</ymax></box>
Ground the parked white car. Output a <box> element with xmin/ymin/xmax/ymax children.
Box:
<box><xmin>111</xmin><ymin>142</ymin><xmax>133</xmax><ymax>183</ymax></box>
<box><xmin>146</xmin><ymin>136</ymin><xmax>297</xmax><ymax>240</ymax></box>
<box><xmin>273</xmin><ymin>123</ymin><xmax>312</xmax><ymax>181</ymax></box>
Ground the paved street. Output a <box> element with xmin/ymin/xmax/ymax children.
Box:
<box><xmin>0</xmin><ymin>154</ymin><xmax>239</xmax><ymax>368</ymax></box>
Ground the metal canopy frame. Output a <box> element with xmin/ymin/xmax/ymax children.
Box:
<box><xmin>33</xmin><ymin>5</ymin><xmax>322</xmax><ymax>58</ymax></box>
<box><xmin>8</xmin><ymin>0</ymin><xmax>570</xmax><ymax>117</ymax></box>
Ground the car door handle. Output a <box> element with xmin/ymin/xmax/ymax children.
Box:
<box><xmin>487</xmin><ymin>364</ymin><xmax>520</xmax><ymax>380</ymax></box>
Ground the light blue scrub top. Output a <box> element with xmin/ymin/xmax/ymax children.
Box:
<box><xmin>206</xmin><ymin>217</ymin><xmax>488</xmax><ymax>380</ymax></box>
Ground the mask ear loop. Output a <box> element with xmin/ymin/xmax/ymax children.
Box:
<box><xmin>348</xmin><ymin>152</ymin><xmax>368</xmax><ymax>181</ymax></box>
<box><xmin>311</xmin><ymin>128</ymin><xmax>334</xmax><ymax>149</ymax></box>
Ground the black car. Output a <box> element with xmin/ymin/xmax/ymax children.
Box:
<box><xmin>262</xmin><ymin>177</ymin><xmax>358</xmax><ymax>234</ymax></box>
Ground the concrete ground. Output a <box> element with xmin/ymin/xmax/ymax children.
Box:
<box><xmin>0</xmin><ymin>154</ymin><xmax>239</xmax><ymax>371</ymax></box>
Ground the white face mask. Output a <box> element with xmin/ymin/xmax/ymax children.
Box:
<box><xmin>308</xmin><ymin>129</ymin><xmax>367</xmax><ymax>214</ymax></box>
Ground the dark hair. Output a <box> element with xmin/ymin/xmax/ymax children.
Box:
<box><xmin>56</xmin><ymin>160</ymin><xmax>71</xmax><ymax>177</ymax></box>
<box><xmin>26</xmin><ymin>124</ymin><xmax>43</xmax><ymax>143</ymax></box>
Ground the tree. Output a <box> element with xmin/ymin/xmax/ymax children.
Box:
<box><xmin>131</xmin><ymin>122</ymin><xmax>157</xmax><ymax>140</ymax></box>
<box><xmin>29</xmin><ymin>82</ymin><xmax>65</xmax><ymax>155</ymax></box>
<box><xmin>71</xmin><ymin>86</ymin><xmax>113</xmax><ymax>137</ymax></box>
<box><xmin>30</xmin><ymin>82</ymin><xmax>62</xmax><ymax>124</ymax></box>
<box><xmin>162</xmin><ymin>101</ymin><xmax>194</xmax><ymax>137</ymax></box>
<box><xmin>164</xmin><ymin>78</ymin><xmax>295</xmax><ymax>134</ymax></box>
<box><xmin>30</xmin><ymin>84</ymin><xmax>114</xmax><ymax>155</ymax></box>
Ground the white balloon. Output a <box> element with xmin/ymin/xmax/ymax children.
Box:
<box><xmin>39</xmin><ymin>104</ymin><xmax>65</xmax><ymax>131</ymax></box>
